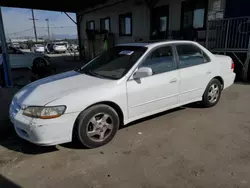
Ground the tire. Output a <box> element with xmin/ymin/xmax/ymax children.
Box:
<box><xmin>33</xmin><ymin>58</ymin><xmax>46</xmax><ymax>68</ymax></box>
<box><xmin>202</xmin><ymin>79</ymin><xmax>222</xmax><ymax>108</ymax></box>
<box><xmin>76</xmin><ymin>104</ymin><xmax>120</xmax><ymax>148</ymax></box>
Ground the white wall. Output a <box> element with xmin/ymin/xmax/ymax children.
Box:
<box><xmin>80</xmin><ymin>0</ymin><xmax>150</xmax><ymax>45</ymax></box>
<box><xmin>78</xmin><ymin>0</ymin><xmax>224</xmax><ymax>45</ymax></box>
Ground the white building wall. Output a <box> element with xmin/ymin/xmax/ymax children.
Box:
<box><xmin>78</xmin><ymin>0</ymin><xmax>224</xmax><ymax>45</ymax></box>
<box><xmin>80</xmin><ymin>0</ymin><xmax>149</xmax><ymax>45</ymax></box>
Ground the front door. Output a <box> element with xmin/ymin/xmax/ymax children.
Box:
<box><xmin>127</xmin><ymin>45</ymin><xmax>179</xmax><ymax>119</ymax></box>
<box><xmin>8</xmin><ymin>47</ymin><xmax>32</xmax><ymax>69</ymax></box>
<box><xmin>151</xmin><ymin>5</ymin><xmax>169</xmax><ymax>40</ymax></box>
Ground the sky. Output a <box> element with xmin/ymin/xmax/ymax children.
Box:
<box><xmin>2</xmin><ymin>7</ymin><xmax>77</xmax><ymax>39</ymax></box>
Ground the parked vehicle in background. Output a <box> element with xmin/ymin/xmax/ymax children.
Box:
<box><xmin>11</xmin><ymin>42</ymin><xmax>21</xmax><ymax>49</ymax></box>
<box><xmin>0</xmin><ymin>46</ymin><xmax>50</xmax><ymax>70</ymax></box>
<box><xmin>68</xmin><ymin>44</ymin><xmax>79</xmax><ymax>52</ymax></box>
<box><xmin>20</xmin><ymin>43</ymin><xmax>28</xmax><ymax>49</ymax></box>
<box><xmin>45</xmin><ymin>43</ymin><xmax>54</xmax><ymax>54</ymax></box>
<box><xmin>45</xmin><ymin>42</ymin><xmax>68</xmax><ymax>53</ymax></box>
<box><xmin>53</xmin><ymin>42</ymin><xmax>68</xmax><ymax>53</ymax></box>
<box><xmin>9</xmin><ymin>41</ymin><xmax>235</xmax><ymax>148</ymax></box>
<box><xmin>30</xmin><ymin>44</ymin><xmax>45</xmax><ymax>53</ymax></box>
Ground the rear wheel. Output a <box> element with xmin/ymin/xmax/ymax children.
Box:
<box><xmin>76</xmin><ymin>104</ymin><xmax>120</xmax><ymax>148</ymax></box>
<box><xmin>202</xmin><ymin>79</ymin><xmax>222</xmax><ymax>108</ymax></box>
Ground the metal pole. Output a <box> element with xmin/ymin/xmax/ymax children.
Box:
<box><xmin>241</xmin><ymin>35</ymin><xmax>250</xmax><ymax>81</ymax></box>
<box><xmin>45</xmin><ymin>19</ymin><xmax>50</xmax><ymax>40</ymax></box>
<box><xmin>30</xmin><ymin>9</ymin><xmax>38</xmax><ymax>42</ymax></box>
<box><xmin>206</xmin><ymin>21</ymin><xmax>210</xmax><ymax>49</ymax></box>
<box><xmin>0</xmin><ymin>7</ymin><xmax>12</xmax><ymax>87</ymax></box>
<box><xmin>224</xmin><ymin>19</ymin><xmax>231</xmax><ymax>55</ymax></box>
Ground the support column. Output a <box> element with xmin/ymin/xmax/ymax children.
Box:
<box><xmin>77</xmin><ymin>14</ymin><xmax>84</xmax><ymax>60</ymax></box>
<box><xmin>0</xmin><ymin>7</ymin><xmax>12</xmax><ymax>87</ymax></box>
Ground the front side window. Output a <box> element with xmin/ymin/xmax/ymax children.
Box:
<box><xmin>119</xmin><ymin>13</ymin><xmax>132</xmax><ymax>36</ymax></box>
<box><xmin>140</xmin><ymin>46</ymin><xmax>176</xmax><ymax>75</ymax></box>
<box><xmin>176</xmin><ymin>44</ymin><xmax>206</xmax><ymax>68</ymax></box>
<box><xmin>78</xmin><ymin>46</ymin><xmax>147</xmax><ymax>80</ymax></box>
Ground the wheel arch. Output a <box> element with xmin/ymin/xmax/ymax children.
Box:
<box><xmin>212</xmin><ymin>76</ymin><xmax>224</xmax><ymax>89</ymax></box>
<box><xmin>72</xmin><ymin>101</ymin><xmax>125</xmax><ymax>141</ymax></box>
<box><xmin>86</xmin><ymin>101</ymin><xmax>124</xmax><ymax>126</ymax></box>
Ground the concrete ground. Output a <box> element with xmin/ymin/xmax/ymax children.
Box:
<box><xmin>0</xmin><ymin>83</ymin><xmax>250</xmax><ymax>188</ymax></box>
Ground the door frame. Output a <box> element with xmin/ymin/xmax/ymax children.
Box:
<box><xmin>180</xmin><ymin>0</ymin><xmax>209</xmax><ymax>40</ymax></box>
<box><xmin>127</xmin><ymin>43</ymin><xmax>178</xmax><ymax>80</ymax></box>
<box><xmin>150</xmin><ymin>5</ymin><xmax>170</xmax><ymax>40</ymax></box>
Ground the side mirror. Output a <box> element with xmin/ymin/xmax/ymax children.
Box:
<box><xmin>133</xmin><ymin>67</ymin><xmax>153</xmax><ymax>79</ymax></box>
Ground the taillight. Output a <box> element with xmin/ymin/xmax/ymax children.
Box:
<box><xmin>231</xmin><ymin>60</ymin><xmax>235</xmax><ymax>70</ymax></box>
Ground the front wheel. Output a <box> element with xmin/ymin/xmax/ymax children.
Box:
<box><xmin>76</xmin><ymin>104</ymin><xmax>120</xmax><ymax>148</ymax></box>
<box><xmin>202</xmin><ymin>79</ymin><xmax>222</xmax><ymax>108</ymax></box>
<box><xmin>33</xmin><ymin>58</ymin><xmax>46</xmax><ymax>69</ymax></box>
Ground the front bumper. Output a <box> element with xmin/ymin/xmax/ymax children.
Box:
<box><xmin>10</xmin><ymin>103</ymin><xmax>79</xmax><ymax>146</ymax></box>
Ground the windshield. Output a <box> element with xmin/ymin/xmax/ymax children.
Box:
<box><xmin>78</xmin><ymin>46</ymin><xmax>147</xmax><ymax>80</ymax></box>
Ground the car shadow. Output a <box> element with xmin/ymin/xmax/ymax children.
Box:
<box><xmin>0</xmin><ymin>120</ymin><xmax>58</xmax><ymax>155</ymax></box>
<box><xmin>234</xmin><ymin>81</ymin><xmax>250</xmax><ymax>85</ymax></box>
<box><xmin>121</xmin><ymin>106</ymin><xmax>187</xmax><ymax>130</ymax></box>
<box><xmin>0</xmin><ymin>175</ymin><xmax>22</xmax><ymax>188</ymax></box>
<box><xmin>61</xmin><ymin>105</ymin><xmax>200</xmax><ymax>150</ymax></box>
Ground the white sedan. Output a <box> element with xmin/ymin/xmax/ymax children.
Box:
<box><xmin>1</xmin><ymin>46</ymin><xmax>50</xmax><ymax>69</ymax></box>
<box><xmin>31</xmin><ymin>44</ymin><xmax>45</xmax><ymax>53</ymax></box>
<box><xmin>9</xmin><ymin>41</ymin><xmax>235</xmax><ymax>148</ymax></box>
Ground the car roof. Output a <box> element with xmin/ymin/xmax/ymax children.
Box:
<box><xmin>118</xmin><ymin>40</ymin><xmax>198</xmax><ymax>48</ymax></box>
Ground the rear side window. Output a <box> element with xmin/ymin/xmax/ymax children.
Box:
<box><xmin>176</xmin><ymin>44</ymin><xmax>209</xmax><ymax>68</ymax></box>
<box><xmin>140</xmin><ymin>46</ymin><xmax>176</xmax><ymax>75</ymax></box>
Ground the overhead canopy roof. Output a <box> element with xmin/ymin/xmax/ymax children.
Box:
<box><xmin>0</xmin><ymin>0</ymin><xmax>107</xmax><ymax>12</ymax></box>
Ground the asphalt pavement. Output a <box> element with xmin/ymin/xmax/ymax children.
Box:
<box><xmin>0</xmin><ymin>83</ymin><xmax>250</xmax><ymax>188</ymax></box>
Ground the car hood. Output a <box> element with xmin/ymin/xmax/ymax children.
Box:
<box><xmin>14</xmin><ymin>71</ymin><xmax>112</xmax><ymax>106</ymax></box>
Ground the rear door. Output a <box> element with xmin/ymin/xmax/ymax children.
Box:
<box><xmin>175</xmin><ymin>43</ymin><xmax>213</xmax><ymax>103</ymax></box>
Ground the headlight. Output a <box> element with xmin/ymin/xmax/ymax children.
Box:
<box><xmin>23</xmin><ymin>106</ymin><xmax>66</xmax><ymax>119</ymax></box>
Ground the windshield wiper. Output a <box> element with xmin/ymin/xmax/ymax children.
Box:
<box><xmin>88</xmin><ymin>70</ymin><xmax>105</xmax><ymax>79</ymax></box>
<box><xmin>78</xmin><ymin>69</ymin><xmax>104</xmax><ymax>79</ymax></box>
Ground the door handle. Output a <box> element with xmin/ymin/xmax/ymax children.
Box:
<box><xmin>170</xmin><ymin>78</ymin><xmax>177</xmax><ymax>83</ymax></box>
<box><xmin>206</xmin><ymin>71</ymin><xmax>212</xmax><ymax>74</ymax></box>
